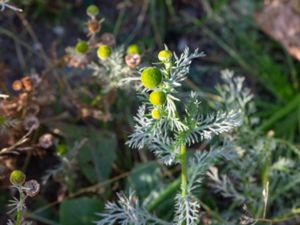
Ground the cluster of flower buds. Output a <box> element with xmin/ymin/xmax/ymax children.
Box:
<box><xmin>9</xmin><ymin>170</ymin><xmax>40</xmax><ymax>197</ymax></box>
<box><xmin>140</xmin><ymin>49</ymin><xmax>173</xmax><ymax>120</ymax></box>
<box><xmin>65</xmin><ymin>4</ymin><xmax>143</xmax><ymax>71</ymax></box>
<box><xmin>65</xmin><ymin>4</ymin><xmax>112</xmax><ymax>68</ymax></box>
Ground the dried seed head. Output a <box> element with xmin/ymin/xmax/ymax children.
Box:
<box><xmin>97</xmin><ymin>44</ymin><xmax>111</xmax><ymax>60</ymax></box>
<box><xmin>149</xmin><ymin>91</ymin><xmax>166</xmax><ymax>106</ymax></box>
<box><xmin>141</xmin><ymin>67</ymin><xmax>162</xmax><ymax>89</ymax></box>
<box><xmin>99</xmin><ymin>33</ymin><xmax>116</xmax><ymax>46</ymax></box>
<box><xmin>21</xmin><ymin>76</ymin><xmax>34</xmax><ymax>92</ymax></box>
<box><xmin>127</xmin><ymin>44</ymin><xmax>141</xmax><ymax>55</ymax></box>
<box><xmin>24</xmin><ymin>179</ymin><xmax>40</xmax><ymax>197</ymax></box>
<box><xmin>125</xmin><ymin>54</ymin><xmax>141</xmax><ymax>69</ymax></box>
<box><xmin>75</xmin><ymin>41</ymin><xmax>89</xmax><ymax>54</ymax></box>
<box><xmin>38</xmin><ymin>133</ymin><xmax>54</xmax><ymax>149</ymax></box>
<box><xmin>86</xmin><ymin>4</ymin><xmax>100</xmax><ymax>17</ymax></box>
<box><xmin>10</xmin><ymin>170</ymin><xmax>26</xmax><ymax>185</ymax></box>
<box><xmin>23</xmin><ymin>115</ymin><xmax>40</xmax><ymax>131</ymax></box>
<box><xmin>68</xmin><ymin>56</ymin><xmax>88</xmax><ymax>68</ymax></box>
<box><xmin>88</xmin><ymin>19</ymin><xmax>101</xmax><ymax>35</ymax></box>
<box><xmin>64</xmin><ymin>48</ymin><xmax>89</xmax><ymax>68</ymax></box>
<box><xmin>12</xmin><ymin>80</ymin><xmax>23</xmax><ymax>91</ymax></box>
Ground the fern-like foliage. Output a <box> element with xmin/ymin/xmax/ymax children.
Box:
<box><xmin>127</xmin><ymin>91</ymin><xmax>242</xmax><ymax>165</ymax></box>
<box><xmin>95</xmin><ymin>191</ymin><xmax>171</xmax><ymax>225</ymax></box>
<box><xmin>89</xmin><ymin>46</ymin><xmax>139</xmax><ymax>92</ymax></box>
<box><xmin>215</xmin><ymin>69</ymin><xmax>254</xmax><ymax>114</ymax></box>
<box><xmin>207</xmin><ymin>167</ymin><xmax>246</xmax><ymax>204</ymax></box>
<box><xmin>169</xmin><ymin>48</ymin><xmax>205</xmax><ymax>88</ymax></box>
<box><xmin>183</xmin><ymin>107</ymin><xmax>242</xmax><ymax>146</ymax></box>
<box><xmin>174</xmin><ymin>194</ymin><xmax>200</xmax><ymax>225</ymax></box>
<box><xmin>126</xmin><ymin>105</ymin><xmax>154</xmax><ymax>150</ymax></box>
<box><xmin>97</xmin><ymin>47</ymin><xmax>244</xmax><ymax>225</ymax></box>
<box><xmin>188</xmin><ymin>145</ymin><xmax>236</xmax><ymax>194</ymax></box>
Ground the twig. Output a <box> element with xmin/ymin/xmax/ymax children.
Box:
<box><xmin>0</xmin><ymin>0</ymin><xmax>22</xmax><ymax>12</ymax></box>
<box><xmin>16</xmin><ymin>13</ymin><xmax>51</xmax><ymax>66</ymax></box>
<box><xmin>0</xmin><ymin>128</ymin><xmax>34</xmax><ymax>156</ymax></box>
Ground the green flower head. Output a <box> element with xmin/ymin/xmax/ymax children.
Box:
<box><xmin>141</xmin><ymin>67</ymin><xmax>162</xmax><ymax>89</ymax></box>
<box><xmin>158</xmin><ymin>50</ymin><xmax>173</xmax><ymax>62</ymax></box>
<box><xmin>127</xmin><ymin>44</ymin><xmax>141</xmax><ymax>55</ymax></box>
<box><xmin>151</xmin><ymin>108</ymin><xmax>161</xmax><ymax>119</ymax></box>
<box><xmin>97</xmin><ymin>45</ymin><xmax>111</xmax><ymax>60</ymax></box>
<box><xmin>10</xmin><ymin>170</ymin><xmax>26</xmax><ymax>185</ymax></box>
<box><xmin>75</xmin><ymin>41</ymin><xmax>89</xmax><ymax>54</ymax></box>
<box><xmin>86</xmin><ymin>5</ymin><xmax>100</xmax><ymax>17</ymax></box>
<box><xmin>149</xmin><ymin>91</ymin><xmax>166</xmax><ymax>106</ymax></box>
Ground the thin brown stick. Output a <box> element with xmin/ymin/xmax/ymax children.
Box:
<box><xmin>0</xmin><ymin>128</ymin><xmax>34</xmax><ymax>156</ymax></box>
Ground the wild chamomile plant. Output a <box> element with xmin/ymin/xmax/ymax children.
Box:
<box><xmin>7</xmin><ymin>170</ymin><xmax>40</xmax><ymax>225</ymax></box>
<box><xmin>205</xmin><ymin>70</ymin><xmax>300</xmax><ymax>224</ymax></box>
<box><xmin>96</xmin><ymin>47</ymin><xmax>243</xmax><ymax>225</ymax></box>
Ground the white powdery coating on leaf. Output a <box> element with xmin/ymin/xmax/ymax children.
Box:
<box><xmin>174</xmin><ymin>194</ymin><xmax>200</xmax><ymax>225</ymax></box>
<box><xmin>95</xmin><ymin>191</ymin><xmax>171</xmax><ymax>225</ymax></box>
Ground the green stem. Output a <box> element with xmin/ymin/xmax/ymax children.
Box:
<box><xmin>147</xmin><ymin>146</ymin><xmax>189</xmax><ymax>211</ymax></box>
<box><xmin>147</xmin><ymin>178</ymin><xmax>180</xmax><ymax>212</ymax></box>
<box><xmin>16</xmin><ymin>187</ymin><xmax>24</xmax><ymax>225</ymax></box>
<box><xmin>16</xmin><ymin>208</ymin><xmax>22</xmax><ymax>225</ymax></box>
<box><xmin>180</xmin><ymin>144</ymin><xmax>188</xmax><ymax>197</ymax></box>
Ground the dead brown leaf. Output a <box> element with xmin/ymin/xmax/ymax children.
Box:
<box><xmin>255</xmin><ymin>0</ymin><xmax>300</xmax><ymax>60</ymax></box>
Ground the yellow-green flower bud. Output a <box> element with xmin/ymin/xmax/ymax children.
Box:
<box><xmin>97</xmin><ymin>45</ymin><xmax>111</xmax><ymax>60</ymax></box>
<box><xmin>149</xmin><ymin>91</ymin><xmax>166</xmax><ymax>106</ymax></box>
<box><xmin>127</xmin><ymin>44</ymin><xmax>141</xmax><ymax>55</ymax></box>
<box><xmin>158</xmin><ymin>50</ymin><xmax>173</xmax><ymax>62</ymax></box>
<box><xmin>75</xmin><ymin>41</ymin><xmax>89</xmax><ymax>54</ymax></box>
<box><xmin>10</xmin><ymin>170</ymin><xmax>26</xmax><ymax>185</ymax></box>
<box><xmin>86</xmin><ymin>5</ymin><xmax>100</xmax><ymax>17</ymax></box>
<box><xmin>56</xmin><ymin>144</ymin><xmax>68</xmax><ymax>156</ymax></box>
<box><xmin>151</xmin><ymin>108</ymin><xmax>161</xmax><ymax>119</ymax></box>
<box><xmin>141</xmin><ymin>67</ymin><xmax>162</xmax><ymax>89</ymax></box>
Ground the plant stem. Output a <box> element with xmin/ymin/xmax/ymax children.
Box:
<box><xmin>148</xmin><ymin>178</ymin><xmax>180</xmax><ymax>212</ymax></box>
<box><xmin>16</xmin><ymin>207</ymin><xmax>22</xmax><ymax>225</ymax></box>
<box><xmin>16</xmin><ymin>187</ymin><xmax>24</xmax><ymax>225</ymax></box>
<box><xmin>180</xmin><ymin>144</ymin><xmax>188</xmax><ymax>197</ymax></box>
